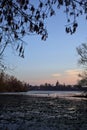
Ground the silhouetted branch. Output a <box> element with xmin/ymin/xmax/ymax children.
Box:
<box><xmin>0</xmin><ymin>0</ymin><xmax>87</xmax><ymax>57</ymax></box>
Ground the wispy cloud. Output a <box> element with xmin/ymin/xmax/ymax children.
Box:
<box><xmin>65</xmin><ymin>69</ymin><xmax>81</xmax><ymax>76</ymax></box>
<box><xmin>50</xmin><ymin>69</ymin><xmax>82</xmax><ymax>85</ymax></box>
<box><xmin>52</xmin><ymin>73</ymin><xmax>61</xmax><ymax>77</ymax></box>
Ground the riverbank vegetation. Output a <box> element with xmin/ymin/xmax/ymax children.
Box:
<box><xmin>0</xmin><ymin>71</ymin><xmax>28</xmax><ymax>92</ymax></box>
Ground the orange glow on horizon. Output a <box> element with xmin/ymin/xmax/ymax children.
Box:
<box><xmin>26</xmin><ymin>69</ymin><xmax>81</xmax><ymax>86</ymax></box>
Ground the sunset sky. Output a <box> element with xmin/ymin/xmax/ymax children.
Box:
<box><xmin>5</xmin><ymin>6</ymin><xmax>87</xmax><ymax>86</ymax></box>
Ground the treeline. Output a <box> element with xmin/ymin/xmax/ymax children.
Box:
<box><xmin>0</xmin><ymin>72</ymin><xmax>28</xmax><ymax>92</ymax></box>
<box><xmin>0</xmin><ymin>72</ymin><xmax>87</xmax><ymax>92</ymax></box>
<box><xmin>28</xmin><ymin>81</ymin><xmax>85</xmax><ymax>91</ymax></box>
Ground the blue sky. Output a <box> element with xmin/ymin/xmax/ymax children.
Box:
<box><xmin>5</xmin><ymin>7</ymin><xmax>87</xmax><ymax>85</ymax></box>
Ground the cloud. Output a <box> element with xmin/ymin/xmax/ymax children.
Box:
<box><xmin>65</xmin><ymin>69</ymin><xmax>81</xmax><ymax>76</ymax></box>
<box><xmin>52</xmin><ymin>73</ymin><xmax>61</xmax><ymax>77</ymax></box>
<box><xmin>50</xmin><ymin>69</ymin><xmax>81</xmax><ymax>85</ymax></box>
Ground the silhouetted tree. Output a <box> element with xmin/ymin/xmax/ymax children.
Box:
<box><xmin>0</xmin><ymin>55</ymin><xmax>6</xmax><ymax>71</ymax></box>
<box><xmin>77</xmin><ymin>43</ymin><xmax>87</xmax><ymax>93</ymax></box>
<box><xmin>77</xmin><ymin>43</ymin><xmax>87</xmax><ymax>66</ymax></box>
<box><xmin>0</xmin><ymin>0</ymin><xmax>87</xmax><ymax>57</ymax></box>
<box><xmin>78</xmin><ymin>72</ymin><xmax>87</xmax><ymax>86</ymax></box>
<box><xmin>0</xmin><ymin>71</ymin><xmax>28</xmax><ymax>92</ymax></box>
<box><xmin>0</xmin><ymin>71</ymin><xmax>4</xmax><ymax>85</ymax></box>
<box><xmin>56</xmin><ymin>80</ymin><xmax>59</xmax><ymax>86</ymax></box>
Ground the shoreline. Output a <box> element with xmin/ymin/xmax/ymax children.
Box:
<box><xmin>0</xmin><ymin>90</ymin><xmax>87</xmax><ymax>98</ymax></box>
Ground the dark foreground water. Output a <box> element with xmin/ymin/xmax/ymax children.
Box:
<box><xmin>0</xmin><ymin>94</ymin><xmax>87</xmax><ymax>130</ymax></box>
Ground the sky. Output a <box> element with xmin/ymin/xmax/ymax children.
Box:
<box><xmin>5</xmin><ymin>5</ymin><xmax>87</xmax><ymax>86</ymax></box>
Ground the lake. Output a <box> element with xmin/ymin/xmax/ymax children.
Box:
<box><xmin>26</xmin><ymin>90</ymin><xmax>82</xmax><ymax>98</ymax></box>
<box><xmin>0</xmin><ymin>90</ymin><xmax>83</xmax><ymax>98</ymax></box>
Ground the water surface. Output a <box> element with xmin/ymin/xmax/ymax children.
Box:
<box><xmin>0</xmin><ymin>91</ymin><xmax>82</xmax><ymax>99</ymax></box>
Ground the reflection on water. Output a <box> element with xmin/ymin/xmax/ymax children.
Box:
<box><xmin>0</xmin><ymin>91</ymin><xmax>83</xmax><ymax>99</ymax></box>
